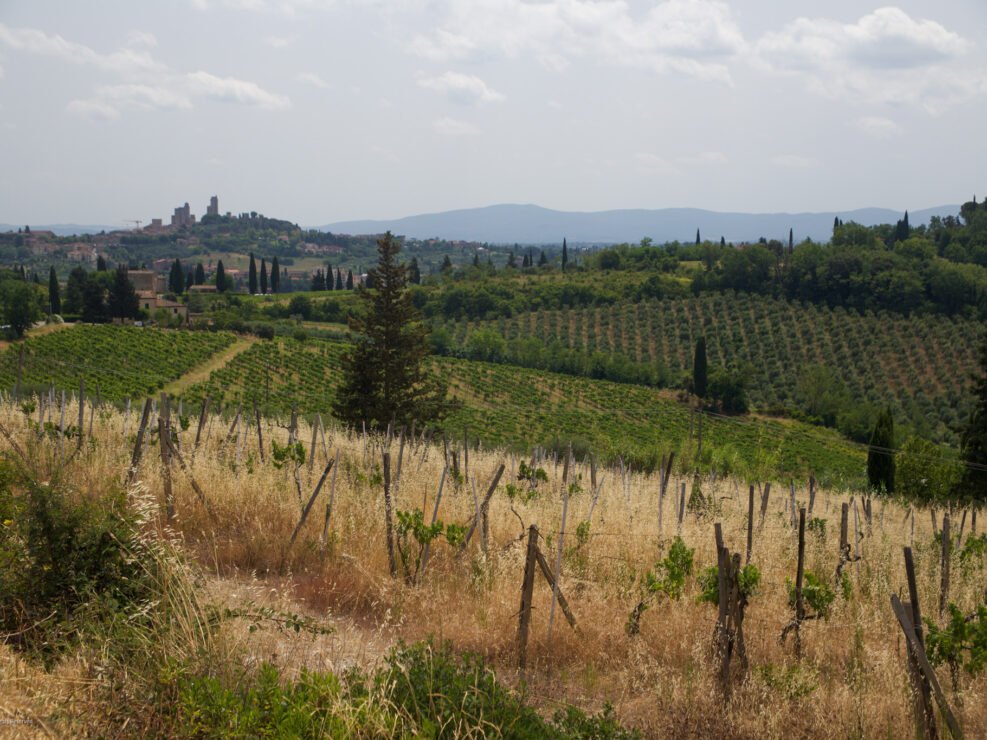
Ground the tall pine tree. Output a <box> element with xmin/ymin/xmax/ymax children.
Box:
<box><xmin>194</xmin><ymin>262</ymin><xmax>205</xmax><ymax>285</ymax></box>
<box><xmin>270</xmin><ymin>257</ymin><xmax>280</xmax><ymax>293</ymax></box>
<box><xmin>260</xmin><ymin>258</ymin><xmax>268</xmax><ymax>294</ymax></box>
<box><xmin>867</xmin><ymin>408</ymin><xmax>895</xmax><ymax>494</ymax></box>
<box><xmin>216</xmin><ymin>260</ymin><xmax>226</xmax><ymax>293</ymax></box>
<box><xmin>48</xmin><ymin>266</ymin><xmax>60</xmax><ymax>314</ymax></box>
<box><xmin>169</xmin><ymin>258</ymin><xmax>184</xmax><ymax>294</ymax></box>
<box><xmin>561</xmin><ymin>237</ymin><xmax>568</xmax><ymax>272</ymax></box>
<box><xmin>248</xmin><ymin>253</ymin><xmax>258</xmax><ymax>294</ymax></box>
<box><xmin>333</xmin><ymin>232</ymin><xmax>446</xmax><ymax>429</ymax></box>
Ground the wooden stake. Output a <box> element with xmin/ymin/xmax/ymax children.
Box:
<box><xmin>793</xmin><ymin>507</ymin><xmax>806</xmax><ymax>660</ymax></box>
<box><xmin>419</xmin><ymin>464</ymin><xmax>448</xmax><ymax>581</ymax></box>
<box><xmin>382</xmin><ymin>452</ymin><xmax>397</xmax><ymax>578</ymax></box>
<box><xmin>254</xmin><ymin>398</ymin><xmax>265</xmax><ymax>463</ymax></box>
<box><xmin>940</xmin><ymin>511</ymin><xmax>951</xmax><ymax>621</ymax></box>
<box><xmin>194</xmin><ymin>396</ymin><xmax>210</xmax><ymax>455</ymax></box>
<box><xmin>319</xmin><ymin>449</ymin><xmax>340</xmax><ymax>554</ymax></box>
<box><xmin>547</xmin><ymin>484</ymin><xmax>569</xmax><ymax>639</ymax></box>
<box><xmin>289</xmin><ymin>458</ymin><xmax>335</xmax><ymax>547</ymax></box>
<box><xmin>126</xmin><ymin>397</ymin><xmax>152</xmax><ymax>485</ymax></box>
<box><xmin>517</xmin><ymin>525</ymin><xmax>539</xmax><ymax>671</ymax></box>
<box><xmin>746</xmin><ymin>484</ymin><xmax>754</xmax><ymax>564</ymax></box>
<box><xmin>159</xmin><ymin>394</ymin><xmax>174</xmax><ymax>521</ymax></box>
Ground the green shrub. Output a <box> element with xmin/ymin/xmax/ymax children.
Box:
<box><xmin>0</xmin><ymin>462</ymin><xmax>151</xmax><ymax>661</ymax></box>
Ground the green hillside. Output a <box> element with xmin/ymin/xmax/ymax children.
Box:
<box><xmin>0</xmin><ymin>325</ymin><xmax>236</xmax><ymax>400</ymax></box>
<box><xmin>179</xmin><ymin>334</ymin><xmax>865</xmax><ymax>487</ymax></box>
<box><xmin>441</xmin><ymin>292</ymin><xmax>982</xmax><ymax>444</ymax></box>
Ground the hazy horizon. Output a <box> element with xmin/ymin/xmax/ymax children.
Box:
<box><xmin>1</xmin><ymin>1</ymin><xmax>985</xmax><ymax>226</ymax></box>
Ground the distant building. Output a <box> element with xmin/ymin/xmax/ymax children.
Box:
<box><xmin>171</xmin><ymin>202</ymin><xmax>195</xmax><ymax>228</ymax></box>
<box><xmin>67</xmin><ymin>245</ymin><xmax>98</xmax><ymax>263</ymax></box>
<box><xmin>206</xmin><ymin>195</ymin><xmax>219</xmax><ymax>217</ymax></box>
<box><xmin>139</xmin><ymin>295</ymin><xmax>188</xmax><ymax>322</ymax></box>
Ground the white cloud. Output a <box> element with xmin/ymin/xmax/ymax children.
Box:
<box><xmin>0</xmin><ymin>23</ymin><xmax>164</xmax><ymax>75</ymax></box>
<box><xmin>417</xmin><ymin>72</ymin><xmax>504</xmax><ymax>105</ymax></box>
<box><xmin>66</xmin><ymin>98</ymin><xmax>120</xmax><ymax>121</ymax></box>
<box><xmin>855</xmin><ymin>116</ymin><xmax>901</xmax><ymax>138</ymax></box>
<box><xmin>264</xmin><ymin>35</ymin><xmax>294</xmax><ymax>48</ymax></box>
<box><xmin>770</xmin><ymin>154</ymin><xmax>815</xmax><ymax>169</ymax></box>
<box><xmin>433</xmin><ymin>116</ymin><xmax>480</xmax><ymax>137</ymax></box>
<box><xmin>409</xmin><ymin>0</ymin><xmax>745</xmax><ymax>83</ymax></box>
<box><xmin>99</xmin><ymin>84</ymin><xmax>192</xmax><ymax>110</ymax></box>
<box><xmin>680</xmin><ymin>150</ymin><xmax>728</xmax><ymax>165</ymax></box>
<box><xmin>126</xmin><ymin>30</ymin><xmax>158</xmax><ymax>48</ymax></box>
<box><xmin>754</xmin><ymin>8</ymin><xmax>980</xmax><ymax>110</ymax></box>
<box><xmin>635</xmin><ymin>152</ymin><xmax>676</xmax><ymax>174</ymax></box>
<box><xmin>186</xmin><ymin>71</ymin><xmax>291</xmax><ymax>109</ymax></box>
<box><xmin>298</xmin><ymin>72</ymin><xmax>330</xmax><ymax>89</ymax></box>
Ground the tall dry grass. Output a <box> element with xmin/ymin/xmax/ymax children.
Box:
<box><xmin>1</xmin><ymin>394</ymin><xmax>985</xmax><ymax>737</ymax></box>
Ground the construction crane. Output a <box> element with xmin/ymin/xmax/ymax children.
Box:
<box><xmin>123</xmin><ymin>220</ymin><xmax>142</xmax><ymax>231</ymax></box>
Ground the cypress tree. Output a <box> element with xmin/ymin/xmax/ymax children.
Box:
<box><xmin>48</xmin><ymin>266</ymin><xmax>61</xmax><ymax>314</ymax></box>
<box><xmin>186</xmin><ymin>269</ymin><xmax>194</xmax><ymax>291</ymax></box>
<box><xmin>325</xmin><ymin>262</ymin><xmax>333</xmax><ymax>291</ymax></box>
<box><xmin>311</xmin><ymin>269</ymin><xmax>326</xmax><ymax>291</ymax></box>
<box><xmin>695</xmin><ymin>229</ymin><xmax>701</xmax><ymax>245</ymax></box>
<box><xmin>216</xmin><ymin>260</ymin><xmax>226</xmax><ymax>293</ymax></box>
<box><xmin>108</xmin><ymin>265</ymin><xmax>139</xmax><ymax>319</ymax></box>
<box><xmin>260</xmin><ymin>258</ymin><xmax>268</xmax><ymax>294</ymax></box>
<box><xmin>248</xmin><ymin>253</ymin><xmax>258</xmax><ymax>294</ymax></box>
<box><xmin>335</xmin><ymin>269</ymin><xmax>344</xmax><ymax>291</ymax></box>
<box><xmin>409</xmin><ymin>257</ymin><xmax>421</xmax><ymax>284</ymax></box>
<box><xmin>788</xmin><ymin>228</ymin><xmax>794</xmax><ymax>254</ymax></box>
<box><xmin>169</xmin><ymin>258</ymin><xmax>184</xmax><ymax>294</ymax></box>
<box><xmin>271</xmin><ymin>257</ymin><xmax>280</xmax><ymax>293</ymax></box>
<box><xmin>720</xmin><ymin>236</ymin><xmax>726</xmax><ymax>247</ymax></box>
<box><xmin>346</xmin><ymin>270</ymin><xmax>354</xmax><ymax>290</ymax></box>
<box><xmin>332</xmin><ymin>232</ymin><xmax>446</xmax><ymax>429</ymax></box>
<box><xmin>867</xmin><ymin>407</ymin><xmax>895</xmax><ymax>494</ymax></box>
<box><xmin>97</xmin><ymin>255</ymin><xmax>107</xmax><ymax>271</ymax></box>
<box><xmin>538</xmin><ymin>250</ymin><xmax>548</xmax><ymax>266</ymax></box>
<box><xmin>473</xmin><ymin>253</ymin><xmax>480</xmax><ymax>268</ymax></box>
<box><xmin>507</xmin><ymin>251</ymin><xmax>517</xmax><ymax>268</ymax></box>
<box><xmin>195</xmin><ymin>262</ymin><xmax>205</xmax><ymax>285</ymax></box>
<box><xmin>561</xmin><ymin>237</ymin><xmax>568</xmax><ymax>272</ymax></box>
<box><xmin>441</xmin><ymin>255</ymin><xmax>453</xmax><ymax>272</ymax></box>
<box><xmin>693</xmin><ymin>336</ymin><xmax>707</xmax><ymax>399</ymax></box>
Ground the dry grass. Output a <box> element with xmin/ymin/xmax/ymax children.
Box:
<box><xmin>2</xmin><ymin>396</ymin><xmax>985</xmax><ymax>737</ymax></box>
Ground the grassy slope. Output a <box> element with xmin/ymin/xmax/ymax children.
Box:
<box><xmin>179</xmin><ymin>336</ymin><xmax>864</xmax><ymax>486</ymax></box>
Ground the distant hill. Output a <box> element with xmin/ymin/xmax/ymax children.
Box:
<box><xmin>0</xmin><ymin>224</ymin><xmax>119</xmax><ymax>237</ymax></box>
<box><xmin>317</xmin><ymin>203</ymin><xmax>959</xmax><ymax>245</ymax></box>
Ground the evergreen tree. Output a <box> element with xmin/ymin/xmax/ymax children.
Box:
<box><xmin>64</xmin><ymin>266</ymin><xmax>88</xmax><ymax>314</ymax></box>
<box><xmin>248</xmin><ymin>253</ymin><xmax>258</xmax><ymax>294</ymax></box>
<box><xmin>48</xmin><ymin>266</ymin><xmax>60</xmax><ymax>314</ymax></box>
<box><xmin>81</xmin><ymin>274</ymin><xmax>108</xmax><ymax>323</ymax></box>
<box><xmin>507</xmin><ymin>251</ymin><xmax>517</xmax><ymax>268</ymax></box>
<box><xmin>522</xmin><ymin>253</ymin><xmax>530</xmax><ymax>268</ymax></box>
<box><xmin>260</xmin><ymin>258</ymin><xmax>268</xmax><ymax>294</ymax></box>
<box><xmin>867</xmin><ymin>408</ymin><xmax>895</xmax><ymax>494</ymax></box>
<box><xmin>186</xmin><ymin>269</ymin><xmax>194</xmax><ymax>291</ymax></box>
<box><xmin>270</xmin><ymin>257</ymin><xmax>280</xmax><ymax>293</ymax></box>
<box><xmin>538</xmin><ymin>250</ymin><xmax>548</xmax><ymax>266</ymax></box>
<box><xmin>169</xmin><ymin>258</ymin><xmax>184</xmax><ymax>294</ymax></box>
<box><xmin>311</xmin><ymin>269</ymin><xmax>326</xmax><ymax>291</ymax></box>
<box><xmin>216</xmin><ymin>260</ymin><xmax>226</xmax><ymax>293</ymax></box>
<box><xmin>409</xmin><ymin>257</ymin><xmax>421</xmax><ymax>285</ymax></box>
<box><xmin>788</xmin><ymin>228</ymin><xmax>794</xmax><ymax>255</ymax></box>
<box><xmin>693</xmin><ymin>336</ymin><xmax>707</xmax><ymax>399</ymax></box>
<box><xmin>195</xmin><ymin>262</ymin><xmax>205</xmax><ymax>286</ymax></box>
<box><xmin>332</xmin><ymin>232</ymin><xmax>446</xmax><ymax>430</ymax></box>
<box><xmin>958</xmin><ymin>338</ymin><xmax>987</xmax><ymax>506</ymax></box>
<box><xmin>346</xmin><ymin>270</ymin><xmax>354</xmax><ymax>290</ymax></box>
<box><xmin>440</xmin><ymin>255</ymin><xmax>452</xmax><ymax>273</ymax></box>
<box><xmin>695</xmin><ymin>229</ymin><xmax>701</xmax><ymax>245</ymax></box>
<box><xmin>561</xmin><ymin>237</ymin><xmax>568</xmax><ymax>272</ymax></box>
<box><xmin>365</xmin><ymin>272</ymin><xmax>375</xmax><ymax>289</ymax></box>
<box><xmin>720</xmin><ymin>236</ymin><xmax>726</xmax><ymax>247</ymax></box>
<box><xmin>325</xmin><ymin>262</ymin><xmax>334</xmax><ymax>291</ymax></box>
<box><xmin>833</xmin><ymin>216</ymin><xmax>840</xmax><ymax>234</ymax></box>
<box><xmin>96</xmin><ymin>255</ymin><xmax>107</xmax><ymax>271</ymax></box>
<box><xmin>108</xmin><ymin>265</ymin><xmax>140</xmax><ymax>320</ymax></box>
<box><xmin>335</xmin><ymin>269</ymin><xmax>344</xmax><ymax>291</ymax></box>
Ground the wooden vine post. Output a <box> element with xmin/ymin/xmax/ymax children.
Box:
<box><xmin>382</xmin><ymin>451</ymin><xmax>397</xmax><ymax>578</ymax></box>
<box><xmin>159</xmin><ymin>393</ymin><xmax>174</xmax><ymax>521</ymax></box>
<box><xmin>940</xmin><ymin>511</ymin><xmax>951</xmax><ymax>621</ymax></box>
<box><xmin>516</xmin><ymin>524</ymin><xmax>576</xmax><ymax>672</ymax></box>
<box><xmin>903</xmin><ymin>547</ymin><xmax>938</xmax><ymax>739</ymax></box>
<box><xmin>712</xmin><ymin>522</ymin><xmax>749</xmax><ymax>700</ymax></box>
<box><xmin>746</xmin><ymin>484</ymin><xmax>754</xmax><ymax>564</ymax></box>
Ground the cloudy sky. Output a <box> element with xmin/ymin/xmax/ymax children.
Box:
<box><xmin>1</xmin><ymin>1</ymin><xmax>985</xmax><ymax>227</ymax></box>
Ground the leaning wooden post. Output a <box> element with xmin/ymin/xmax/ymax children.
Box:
<box><xmin>159</xmin><ymin>394</ymin><xmax>174</xmax><ymax>521</ymax></box>
<box><xmin>382</xmin><ymin>452</ymin><xmax>397</xmax><ymax>578</ymax></box>
<box><xmin>517</xmin><ymin>524</ymin><xmax>539</xmax><ymax>671</ymax></box>
<box><xmin>254</xmin><ymin>398</ymin><xmax>265</xmax><ymax>463</ymax></box>
<box><xmin>126</xmin><ymin>398</ymin><xmax>153</xmax><ymax>485</ymax></box>
<box><xmin>807</xmin><ymin>475</ymin><xmax>816</xmax><ymax>516</ymax></box>
<box><xmin>677</xmin><ymin>481</ymin><xmax>686</xmax><ymax>535</ymax></box>
<box><xmin>904</xmin><ymin>547</ymin><xmax>937</xmax><ymax>739</ymax></box>
<box><xmin>940</xmin><ymin>511</ymin><xmax>951</xmax><ymax>621</ymax></box>
<box><xmin>419</xmin><ymin>465</ymin><xmax>448</xmax><ymax>582</ymax></box>
<box><xmin>758</xmin><ymin>482</ymin><xmax>771</xmax><ymax>529</ymax></box>
<box><xmin>319</xmin><ymin>449</ymin><xmax>340</xmax><ymax>555</ymax></box>
<box><xmin>793</xmin><ymin>507</ymin><xmax>806</xmax><ymax>660</ymax></box>
<box><xmin>548</xmin><ymin>479</ymin><xmax>570</xmax><ymax>640</ymax></box>
<box><xmin>193</xmin><ymin>396</ymin><xmax>210</xmax><ymax>455</ymax></box>
<box><xmin>76</xmin><ymin>378</ymin><xmax>86</xmax><ymax>451</ymax></box>
<box><xmin>746</xmin><ymin>484</ymin><xmax>754</xmax><ymax>564</ymax></box>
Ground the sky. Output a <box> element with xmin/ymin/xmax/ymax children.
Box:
<box><xmin>1</xmin><ymin>0</ymin><xmax>985</xmax><ymax>227</ymax></box>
